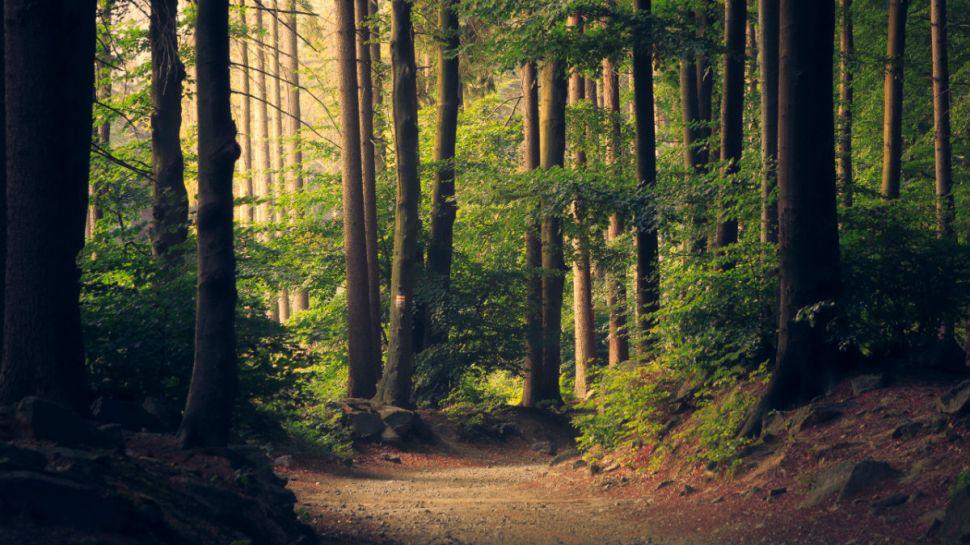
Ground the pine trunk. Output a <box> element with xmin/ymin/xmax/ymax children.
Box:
<box><xmin>837</xmin><ymin>0</ymin><xmax>854</xmax><ymax>207</ymax></box>
<box><xmin>521</xmin><ymin>63</ymin><xmax>543</xmax><ymax>407</ymax></box>
<box><xmin>880</xmin><ymin>0</ymin><xmax>908</xmax><ymax>200</ymax></box>
<box><xmin>714</xmin><ymin>0</ymin><xmax>746</xmax><ymax>249</ymax></box>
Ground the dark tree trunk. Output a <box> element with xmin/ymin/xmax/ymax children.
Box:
<box><xmin>695</xmin><ymin>1</ymin><xmax>714</xmax><ymax>170</ymax></box>
<box><xmin>424</xmin><ymin>0</ymin><xmax>460</xmax><ymax>347</ymax></box>
<box><xmin>713</xmin><ymin>0</ymin><xmax>746</xmax><ymax>249</ymax></box>
<box><xmin>150</xmin><ymin>0</ymin><xmax>189</xmax><ymax>265</ymax></box>
<box><xmin>679</xmin><ymin>58</ymin><xmax>707</xmax><ymax>255</ymax></box>
<box><xmin>759</xmin><ymin>0</ymin><xmax>778</xmax><ymax>245</ymax></box>
<box><xmin>356</xmin><ymin>0</ymin><xmax>381</xmax><ymax>345</ymax></box>
<box><xmin>0</xmin><ymin>0</ymin><xmax>96</xmax><ymax>410</ymax></box>
<box><xmin>520</xmin><ymin>63</ymin><xmax>543</xmax><ymax>407</ymax></box>
<box><xmin>742</xmin><ymin>0</ymin><xmax>840</xmax><ymax>437</ymax></box>
<box><xmin>375</xmin><ymin>0</ymin><xmax>421</xmax><ymax>407</ymax></box>
<box><xmin>604</xmin><ymin>56</ymin><xmax>629</xmax><ymax>367</ymax></box>
<box><xmin>336</xmin><ymin>0</ymin><xmax>379</xmax><ymax>399</ymax></box>
<box><xmin>286</xmin><ymin>0</ymin><xmax>309</xmax><ymax>311</ymax></box>
<box><xmin>177</xmin><ymin>0</ymin><xmax>241</xmax><ymax>448</ymax></box>
<box><xmin>837</xmin><ymin>0</ymin><xmax>854</xmax><ymax>207</ymax></box>
<box><xmin>538</xmin><ymin>60</ymin><xmax>567</xmax><ymax>405</ymax></box>
<box><xmin>632</xmin><ymin>0</ymin><xmax>659</xmax><ymax>358</ymax></box>
<box><xmin>238</xmin><ymin>1</ymin><xmax>256</xmax><ymax>224</ymax></box>
<box><xmin>880</xmin><ymin>0</ymin><xmax>909</xmax><ymax>200</ymax></box>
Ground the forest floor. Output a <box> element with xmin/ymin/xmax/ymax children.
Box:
<box><xmin>283</xmin><ymin>377</ymin><xmax>969</xmax><ymax>545</ymax></box>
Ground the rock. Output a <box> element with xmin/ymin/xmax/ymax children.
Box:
<box><xmin>762</xmin><ymin>411</ymin><xmax>791</xmax><ymax>439</ymax></box>
<box><xmin>940</xmin><ymin>480</ymin><xmax>970</xmax><ymax>544</ymax></box>
<box><xmin>378</xmin><ymin>406</ymin><xmax>417</xmax><ymax>436</ymax></box>
<box><xmin>380</xmin><ymin>427</ymin><xmax>405</xmax><ymax>448</ymax></box>
<box><xmin>656</xmin><ymin>479</ymin><xmax>675</xmax><ymax>490</ymax></box>
<box><xmin>142</xmin><ymin>397</ymin><xmax>181</xmax><ymax>431</ymax></box>
<box><xmin>794</xmin><ymin>402</ymin><xmax>844</xmax><ymax>431</ymax></box>
<box><xmin>571</xmin><ymin>459</ymin><xmax>587</xmax><ymax>470</ymax></box>
<box><xmin>588</xmin><ymin>463</ymin><xmax>602</xmax><ymax>476</ymax></box>
<box><xmin>548</xmin><ymin>448</ymin><xmax>579</xmax><ymax>466</ymax></box>
<box><xmin>769</xmin><ymin>487</ymin><xmax>787</xmax><ymax>498</ymax></box>
<box><xmin>939</xmin><ymin>380</ymin><xmax>970</xmax><ymax>416</ymax></box>
<box><xmin>530</xmin><ymin>441</ymin><xmax>555</xmax><ymax>456</ymax></box>
<box><xmin>679</xmin><ymin>484</ymin><xmax>697</xmax><ymax>496</ymax></box>
<box><xmin>273</xmin><ymin>455</ymin><xmax>293</xmax><ymax>469</ymax></box>
<box><xmin>804</xmin><ymin>460</ymin><xmax>899</xmax><ymax>507</ymax></box>
<box><xmin>0</xmin><ymin>444</ymin><xmax>47</xmax><ymax>471</ymax></box>
<box><xmin>343</xmin><ymin>408</ymin><xmax>384</xmax><ymax>440</ymax></box>
<box><xmin>381</xmin><ymin>453</ymin><xmax>402</xmax><ymax>464</ymax></box>
<box><xmin>15</xmin><ymin>397</ymin><xmax>121</xmax><ymax>449</ymax></box>
<box><xmin>870</xmin><ymin>493</ymin><xmax>908</xmax><ymax>515</ymax></box>
<box><xmin>90</xmin><ymin>397</ymin><xmax>164</xmax><ymax>432</ymax></box>
<box><xmin>851</xmin><ymin>374</ymin><xmax>887</xmax><ymax>396</ymax></box>
<box><xmin>891</xmin><ymin>420</ymin><xmax>924</xmax><ymax>440</ymax></box>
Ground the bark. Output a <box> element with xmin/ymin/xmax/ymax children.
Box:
<box><xmin>178</xmin><ymin>0</ymin><xmax>241</xmax><ymax>448</ymax></box>
<box><xmin>742</xmin><ymin>0</ymin><xmax>840</xmax><ymax>437</ymax></box>
<box><xmin>356</xmin><ymin>0</ymin><xmax>381</xmax><ymax>347</ymax></box>
<box><xmin>713</xmin><ymin>0</ymin><xmax>746</xmax><ymax>249</ymax></box>
<box><xmin>150</xmin><ymin>0</ymin><xmax>189</xmax><ymax>265</ymax></box>
<box><xmin>239</xmin><ymin>1</ymin><xmax>256</xmax><ymax>224</ymax></box>
<box><xmin>880</xmin><ymin>0</ymin><xmax>908</xmax><ymax>200</ymax></box>
<box><xmin>375</xmin><ymin>0</ymin><xmax>421</xmax><ymax>407</ymax></box>
<box><xmin>286</xmin><ymin>0</ymin><xmax>308</xmax><ymax>312</ymax></box>
<box><xmin>0</xmin><ymin>0</ymin><xmax>5</xmax><ymax>365</ymax></box>
<box><xmin>695</xmin><ymin>2</ymin><xmax>714</xmax><ymax>170</ymax></box>
<box><xmin>0</xmin><ymin>0</ymin><xmax>96</xmax><ymax>409</ymax></box>
<box><xmin>254</xmin><ymin>7</ymin><xmax>273</xmax><ymax>227</ymax></box>
<box><xmin>88</xmin><ymin>0</ymin><xmax>112</xmax><ymax>239</ymax></box>
<box><xmin>632</xmin><ymin>0</ymin><xmax>659</xmax><ymax>358</ymax></box>
<box><xmin>679</xmin><ymin>58</ymin><xmax>707</xmax><ymax>255</ymax></box>
<box><xmin>604</xmin><ymin>56</ymin><xmax>629</xmax><ymax>367</ymax></box>
<box><xmin>539</xmin><ymin>60</ymin><xmax>567</xmax><ymax>405</ymax></box>
<box><xmin>271</xmin><ymin>0</ymin><xmax>289</xmax><ymax>322</ymax></box>
<box><xmin>369</xmin><ymin>0</ymin><xmax>385</xmax><ymax>172</ymax></box>
<box><xmin>521</xmin><ymin>63</ymin><xmax>543</xmax><ymax>407</ymax></box>
<box><xmin>759</xmin><ymin>0</ymin><xmax>778</xmax><ymax>244</ymax></box>
<box><xmin>931</xmin><ymin>0</ymin><xmax>953</xmax><ymax>239</ymax></box>
<box><xmin>336</xmin><ymin>0</ymin><xmax>379</xmax><ymax>398</ymax></box>
<box><xmin>837</xmin><ymin>0</ymin><xmax>854</xmax><ymax>207</ymax></box>
<box><xmin>424</xmin><ymin>0</ymin><xmax>460</xmax><ymax>348</ymax></box>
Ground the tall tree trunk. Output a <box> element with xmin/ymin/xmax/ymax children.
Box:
<box><xmin>679</xmin><ymin>58</ymin><xmax>707</xmax><ymax>255</ymax></box>
<box><xmin>424</xmin><ymin>0</ymin><xmax>460</xmax><ymax>348</ymax></box>
<box><xmin>759</xmin><ymin>0</ymin><xmax>778</xmax><ymax>244</ymax></box>
<box><xmin>271</xmin><ymin>0</ymin><xmax>290</xmax><ymax>321</ymax></box>
<box><xmin>713</xmin><ymin>0</ymin><xmax>746</xmax><ymax>249</ymax></box>
<box><xmin>837</xmin><ymin>0</ymin><xmax>854</xmax><ymax>207</ymax></box>
<box><xmin>88</xmin><ymin>0</ymin><xmax>112</xmax><ymax>239</ymax></box>
<box><xmin>253</xmin><ymin>6</ymin><xmax>279</xmax><ymax>322</ymax></box>
<box><xmin>742</xmin><ymin>0</ymin><xmax>840</xmax><ymax>436</ymax></box>
<box><xmin>521</xmin><ymin>62</ymin><xmax>543</xmax><ymax>407</ymax></box>
<box><xmin>695</xmin><ymin>1</ymin><xmax>714</xmax><ymax>171</ymax></box>
<box><xmin>356</xmin><ymin>0</ymin><xmax>381</xmax><ymax>348</ymax></box>
<box><xmin>375</xmin><ymin>0</ymin><xmax>421</xmax><ymax>407</ymax></box>
<box><xmin>538</xmin><ymin>60</ymin><xmax>567</xmax><ymax>405</ymax></box>
<box><xmin>632</xmin><ymin>0</ymin><xmax>659</xmax><ymax>358</ymax></box>
<box><xmin>150</xmin><ymin>0</ymin><xmax>189</xmax><ymax>266</ymax></box>
<box><xmin>239</xmin><ymin>1</ymin><xmax>256</xmax><ymax>224</ymax></box>
<box><xmin>931</xmin><ymin>0</ymin><xmax>952</xmax><ymax>239</ymax></box>
<box><xmin>0</xmin><ymin>0</ymin><xmax>95</xmax><ymax>409</ymax></box>
<box><xmin>336</xmin><ymin>0</ymin><xmax>379</xmax><ymax>399</ymax></box>
<box><xmin>0</xmin><ymin>0</ymin><xmax>5</xmax><ymax>367</ymax></box>
<box><xmin>604</xmin><ymin>55</ymin><xmax>629</xmax><ymax>366</ymax></box>
<box><xmin>880</xmin><ymin>0</ymin><xmax>908</xmax><ymax>200</ymax></box>
<box><xmin>178</xmin><ymin>0</ymin><xmax>241</xmax><ymax>448</ymax></box>
<box><xmin>286</xmin><ymin>0</ymin><xmax>309</xmax><ymax>312</ymax></box>
<box><xmin>369</xmin><ymin>0</ymin><xmax>385</xmax><ymax>172</ymax></box>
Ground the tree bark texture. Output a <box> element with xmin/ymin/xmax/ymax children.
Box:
<box><xmin>604</xmin><ymin>56</ymin><xmax>629</xmax><ymax>367</ymax></box>
<box><xmin>238</xmin><ymin>1</ymin><xmax>256</xmax><ymax>224</ymax></box>
<box><xmin>758</xmin><ymin>0</ymin><xmax>778</xmax><ymax>245</ymax></box>
<box><xmin>714</xmin><ymin>0</ymin><xmax>746</xmax><ymax>249</ymax></box>
<box><xmin>931</xmin><ymin>0</ymin><xmax>953</xmax><ymax>239</ymax></box>
<box><xmin>286</xmin><ymin>0</ymin><xmax>309</xmax><ymax>312</ymax></box>
<box><xmin>880</xmin><ymin>0</ymin><xmax>908</xmax><ymax>200</ymax></box>
<box><xmin>356</xmin><ymin>0</ymin><xmax>381</xmax><ymax>346</ymax></box>
<box><xmin>520</xmin><ymin>63</ymin><xmax>543</xmax><ymax>407</ymax></box>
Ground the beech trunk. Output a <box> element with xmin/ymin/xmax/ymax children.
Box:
<box><xmin>713</xmin><ymin>0</ymin><xmax>746</xmax><ymax>249</ymax></box>
<box><xmin>521</xmin><ymin>63</ymin><xmax>543</xmax><ymax>407</ymax></box>
<box><xmin>880</xmin><ymin>0</ymin><xmax>908</xmax><ymax>200</ymax></box>
<box><xmin>286</xmin><ymin>0</ymin><xmax>309</xmax><ymax>312</ymax></box>
<box><xmin>356</xmin><ymin>0</ymin><xmax>381</xmax><ymax>346</ymax></box>
<box><xmin>604</xmin><ymin>56</ymin><xmax>629</xmax><ymax>366</ymax></box>
<box><xmin>758</xmin><ymin>0</ymin><xmax>778</xmax><ymax>244</ymax></box>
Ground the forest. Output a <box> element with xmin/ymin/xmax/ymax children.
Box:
<box><xmin>0</xmin><ymin>0</ymin><xmax>969</xmax><ymax>544</ymax></box>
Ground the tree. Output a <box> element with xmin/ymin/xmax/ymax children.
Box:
<box><xmin>286</xmin><ymin>0</ymin><xmax>309</xmax><ymax>312</ymax></box>
<box><xmin>0</xmin><ymin>0</ymin><xmax>5</xmax><ymax>365</ymax></box>
<box><xmin>375</xmin><ymin>0</ymin><xmax>421</xmax><ymax>407</ymax></box>
<box><xmin>271</xmin><ymin>0</ymin><xmax>289</xmax><ymax>321</ymax></box>
<box><xmin>238</xmin><ymin>1</ymin><xmax>256</xmax><ymax>224</ymax></box>
<box><xmin>758</xmin><ymin>0</ymin><xmax>778</xmax><ymax>244</ymax></box>
<box><xmin>356</xmin><ymin>0</ymin><xmax>381</xmax><ymax>347</ymax></box>
<box><xmin>837</xmin><ymin>0</ymin><xmax>854</xmax><ymax>207</ymax></box>
<box><xmin>424</xmin><ymin>0</ymin><xmax>461</xmax><ymax>348</ymax></box>
<box><xmin>694</xmin><ymin>1</ymin><xmax>714</xmax><ymax>171</ymax></box>
<box><xmin>520</xmin><ymin>62</ymin><xmax>543</xmax><ymax>407</ymax></box>
<box><xmin>742</xmin><ymin>0</ymin><xmax>840</xmax><ymax>436</ymax></box>
<box><xmin>335</xmin><ymin>0</ymin><xmax>379</xmax><ymax>399</ymax></box>
<box><xmin>604</xmin><ymin>54</ymin><xmax>629</xmax><ymax>366</ymax></box>
<box><xmin>254</xmin><ymin>4</ymin><xmax>273</xmax><ymax>230</ymax></box>
<box><xmin>88</xmin><ymin>0</ymin><xmax>112</xmax><ymax>239</ymax></box>
<box><xmin>178</xmin><ymin>0</ymin><xmax>241</xmax><ymax>449</ymax></box>
<box><xmin>150</xmin><ymin>0</ymin><xmax>189</xmax><ymax>265</ymax></box>
<box><xmin>881</xmin><ymin>0</ymin><xmax>909</xmax><ymax>200</ymax></box>
<box><xmin>538</xmin><ymin>60</ymin><xmax>567</xmax><ymax>404</ymax></box>
<box><xmin>0</xmin><ymin>0</ymin><xmax>96</xmax><ymax>409</ymax></box>
<box><xmin>931</xmin><ymin>0</ymin><xmax>953</xmax><ymax>240</ymax></box>
<box><xmin>713</xmin><ymin>0</ymin><xmax>746</xmax><ymax>249</ymax></box>
<box><xmin>632</xmin><ymin>0</ymin><xmax>659</xmax><ymax>357</ymax></box>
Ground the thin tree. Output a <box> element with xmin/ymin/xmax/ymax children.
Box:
<box><xmin>742</xmin><ymin>0</ymin><xmax>840</xmax><ymax>436</ymax></box>
<box><xmin>758</xmin><ymin>0</ymin><xmax>778</xmax><ymax>244</ymax></box>
<box><xmin>178</xmin><ymin>0</ymin><xmax>241</xmax><ymax>448</ymax></box>
<box><xmin>837</xmin><ymin>0</ymin><xmax>854</xmax><ymax>207</ymax></box>
<box><xmin>538</xmin><ymin>60</ymin><xmax>567</xmax><ymax>404</ymax></box>
<box><xmin>713</xmin><ymin>0</ymin><xmax>746</xmax><ymax>249</ymax></box>
<box><xmin>520</xmin><ymin>62</ymin><xmax>544</xmax><ymax>407</ymax></box>
<box><xmin>88</xmin><ymin>0</ymin><xmax>113</xmax><ymax>239</ymax></box>
<box><xmin>287</xmin><ymin>0</ymin><xmax>309</xmax><ymax>312</ymax></box>
<box><xmin>254</xmin><ymin>4</ymin><xmax>274</xmax><ymax>235</ymax></box>
<box><xmin>931</xmin><ymin>0</ymin><xmax>952</xmax><ymax>239</ymax></box>
<box><xmin>150</xmin><ymin>0</ymin><xmax>189</xmax><ymax>265</ymax></box>
<box><xmin>335</xmin><ymin>0</ymin><xmax>379</xmax><ymax>399</ymax></box>
<box><xmin>604</xmin><ymin>54</ymin><xmax>629</xmax><ymax>366</ymax></box>
<box><xmin>881</xmin><ymin>0</ymin><xmax>909</xmax><ymax>200</ymax></box>
<box><xmin>632</xmin><ymin>0</ymin><xmax>659</xmax><ymax>357</ymax></box>
<box><xmin>424</xmin><ymin>0</ymin><xmax>461</xmax><ymax>348</ymax></box>
<box><xmin>271</xmin><ymin>0</ymin><xmax>290</xmax><ymax>321</ymax></box>
<box><xmin>695</xmin><ymin>1</ymin><xmax>714</xmax><ymax>171</ymax></box>
<box><xmin>238</xmin><ymin>1</ymin><xmax>256</xmax><ymax>223</ymax></box>
<box><xmin>375</xmin><ymin>0</ymin><xmax>421</xmax><ymax>407</ymax></box>
<box><xmin>369</xmin><ymin>0</ymin><xmax>385</xmax><ymax>171</ymax></box>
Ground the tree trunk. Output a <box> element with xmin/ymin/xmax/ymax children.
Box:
<box><xmin>679</xmin><ymin>58</ymin><xmax>707</xmax><ymax>255</ymax></box>
<box><xmin>0</xmin><ymin>0</ymin><xmax>5</xmax><ymax>367</ymax></box>
<box><xmin>270</xmin><ymin>0</ymin><xmax>290</xmax><ymax>321</ymax></box>
<box><xmin>150</xmin><ymin>0</ymin><xmax>189</xmax><ymax>266</ymax></box>
<box><xmin>713</xmin><ymin>0</ymin><xmax>746</xmax><ymax>249</ymax></box>
<box><xmin>521</xmin><ymin>62</ymin><xmax>543</xmax><ymax>407</ymax></box>
<box><xmin>604</xmin><ymin>55</ymin><xmax>629</xmax><ymax>367</ymax></box>
<box><xmin>538</xmin><ymin>60</ymin><xmax>567</xmax><ymax>405</ymax></box>
<box><xmin>286</xmin><ymin>0</ymin><xmax>309</xmax><ymax>312</ymax></box>
<box><xmin>254</xmin><ymin>6</ymin><xmax>272</xmax><ymax>228</ymax></box>
<box><xmin>369</xmin><ymin>0</ymin><xmax>385</xmax><ymax>172</ymax></box>
<box><xmin>931</xmin><ymin>0</ymin><xmax>952</xmax><ymax>239</ymax></box>
<box><xmin>880</xmin><ymin>0</ymin><xmax>908</xmax><ymax>200</ymax></box>
<box><xmin>742</xmin><ymin>0</ymin><xmax>840</xmax><ymax>437</ymax></box>
<box><xmin>759</xmin><ymin>0</ymin><xmax>778</xmax><ymax>244</ymax></box>
<box><xmin>356</xmin><ymin>0</ymin><xmax>381</xmax><ymax>348</ymax></box>
<box><xmin>238</xmin><ymin>1</ymin><xmax>256</xmax><ymax>224</ymax></box>
<box><xmin>837</xmin><ymin>0</ymin><xmax>854</xmax><ymax>207</ymax></box>
<box><xmin>88</xmin><ymin>0</ymin><xmax>112</xmax><ymax>239</ymax></box>
<box><xmin>375</xmin><ymin>0</ymin><xmax>421</xmax><ymax>407</ymax></box>
<box><xmin>632</xmin><ymin>0</ymin><xmax>659</xmax><ymax>358</ymax></box>
<box><xmin>0</xmin><ymin>0</ymin><xmax>95</xmax><ymax>409</ymax></box>
<box><xmin>695</xmin><ymin>2</ymin><xmax>714</xmax><ymax>171</ymax></box>
<box><xmin>178</xmin><ymin>0</ymin><xmax>240</xmax><ymax>449</ymax></box>
<box><xmin>424</xmin><ymin>0</ymin><xmax>460</xmax><ymax>348</ymax></box>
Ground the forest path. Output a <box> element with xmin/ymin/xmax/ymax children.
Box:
<box><xmin>284</xmin><ymin>409</ymin><xmax>684</xmax><ymax>545</ymax></box>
